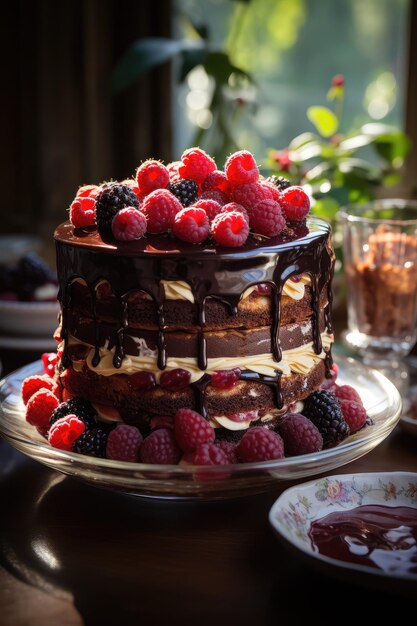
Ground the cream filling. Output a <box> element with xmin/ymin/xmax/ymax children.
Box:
<box><xmin>210</xmin><ymin>412</ymin><xmax>277</xmax><ymax>431</ymax></box>
<box><xmin>62</xmin><ymin>331</ymin><xmax>333</xmax><ymax>382</ymax></box>
<box><xmin>73</xmin><ymin>275</ymin><xmax>310</xmax><ymax>302</ymax></box>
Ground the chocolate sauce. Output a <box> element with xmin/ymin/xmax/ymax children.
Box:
<box><xmin>309</xmin><ymin>504</ymin><xmax>417</xmax><ymax>575</ymax></box>
<box><xmin>54</xmin><ymin>219</ymin><xmax>334</xmax><ymax>415</ymax></box>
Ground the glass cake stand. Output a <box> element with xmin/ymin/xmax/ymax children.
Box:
<box><xmin>0</xmin><ymin>356</ymin><xmax>402</xmax><ymax>500</ymax></box>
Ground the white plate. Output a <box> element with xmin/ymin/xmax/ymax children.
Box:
<box><xmin>269</xmin><ymin>472</ymin><xmax>417</xmax><ymax>595</ymax></box>
<box><xmin>0</xmin><ymin>299</ymin><xmax>59</xmax><ymax>337</ymax></box>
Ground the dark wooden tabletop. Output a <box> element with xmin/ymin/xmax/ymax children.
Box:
<box><xmin>1</xmin><ymin>348</ymin><xmax>416</xmax><ymax>626</ymax></box>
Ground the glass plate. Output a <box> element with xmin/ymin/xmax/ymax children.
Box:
<box><xmin>0</xmin><ymin>356</ymin><xmax>402</xmax><ymax>500</ymax></box>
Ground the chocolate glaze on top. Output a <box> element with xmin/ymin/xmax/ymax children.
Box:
<box><xmin>54</xmin><ymin>219</ymin><xmax>335</xmax><ymax>415</ymax></box>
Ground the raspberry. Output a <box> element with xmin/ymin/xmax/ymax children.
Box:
<box><xmin>77</xmin><ymin>184</ymin><xmax>100</xmax><ymax>198</ymax></box>
<box><xmin>172</xmin><ymin>207</ymin><xmax>210</xmax><ymax>243</ymax></box>
<box><xmin>26</xmin><ymin>389</ymin><xmax>60</xmax><ymax>434</ymax></box>
<box><xmin>211</xmin><ymin>368</ymin><xmax>241</xmax><ymax>389</ymax></box>
<box><xmin>141</xmin><ymin>189</ymin><xmax>182</xmax><ymax>233</ymax></box>
<box><xmin>174</xmin><ymin>408</ymin><xmax>215</xmax><ymax>452</ymax></box>
<box><xmin>339</xmin><ymin>400</ymin><xmax>367</xmax><ymax>433</ymax></box>
<box><xmin>193</xmin><ymin>199</ymin><xmax>222</xmax><ymax>222</ymax></box>
<box><xmin>202</xmin><ymin>170</ymin><xmax>231</xmax><ymax>194</ymax></box>
<box><xmin>129</xmin><ymin>371</ymin><xmax>156</xmax><ymax>391</ymax></box>
<box><xmin>178</xmin><ymin>148</ymin><xmax>216</xmax><ymax>185</ymax></box>
<box><xmin>70</xmin><ymin>197</ymin><xmax>96</xmax><ymax>228</ymax></box>
<box><xmin>260</xmin><ymin>181</ymin><xmax>281</xmax><ymax>202</ymax></box>
<box><xmin>335</xmin><ymin>384</ymin><xmax>362</xmax><ymax>405</ymax></box>
<box><xmin>22</xmin><ymin>374</ymin><xmax>55</xmax><ymax>405</ymax></box>
<box><xmin>221</xmin><ymin>202</ymin><xmax>249</xmax><ymax>223</ymax></box>
<box><xmin>230</xmin><ymin>182</ymin><xmax>274</xmax><ymax>210</ymax></box>
<box><xmin>249</xmin><ymin>199</ymin><xmax>286</xmax><ymax>237</ymax></box>
<box><xmin>199</xmin><ymin>190</ymin><xmax>228</xmax><ymax>205</ymax></box>
<box><xmin>42</xmin><ymin>352</ymin><xmax>57</xmax><ymax>377</ymax></box>
<box><xmin>48</xmin><ymin>415</ymin><xmax>85</xmax><ymax>451</ymax></box>
<box><xmin>265</xmin><ymin>175</ymin><xmax>291</xmax><ymax>192</ymax></box>
<box><xmin>211</xmin><ymin>211</ymin><xmax>249</xmax><ymax>247</ymax></box>
<box><xmin>167</xmin><ymin>179</ymin><xmax>198</xmax><ymax>207</ymax></box>
<box><xmin>111</xmin><ymin>207</ymin><xmax>147</xmax><ymax>241</ymax></box>
<box><xmin>50</xmin><ymin>397</ymin><xmax>97</xmax><ymax>428</ymax></box>
<box><xmin>122</xmin><ymin>178</ymin><xmax>144</xmax><ymax>201</ymax></box>
<box><xmin>278</xmin><ymin>413</ymin><xmax>323</xmax><ymax>456</ymax></box>
<box><xmin>280</xmin><ymin>186</ymin><xmax>310</xmax><ymax>221</ymax></box>
<box><xmin>225</xmin><ymin>150</ymin><xmax>259</xmax><ymax>185</ymax></box>
<box><xmin>321</xmin><ymin>363</ymin><xmax>339</xmax><ymax>391</ymax></box>
<box><xmin>140</xmin><ymin>428</ymin><xmax>182</xmax><ymax>464</ymax></box>
<box><xmin>73</xmin><ymin>428</ymin><xmax>108</xmax><ymax>457</ymax></box>
<box><xmin>183</xmin><ymin>443</ymin><xmax>228</xmax><ymax>465</ymax></box>
<box><xmin>302</xmin><ymin>390</ymin><xmax>350</xmax><ymax>447</ymax></box>
<box><xmin>167</xmin><ymin>160</ymin><xmax>182</xmax><ymax>182</ymax></box>
<box><xmin>136</xmin><ymin>159</ymin><xmax>169</xmax><ymax>195</ymax></box>
<box><xmin>150</xmin><ymin>415</ymin><xmax>174</xmax><ymax>431</ymax></box>
<box><xmin>159</xmin><ymin>368</ymin><xmax>191</xmax><ymax>391</ymax></box>
<box><xmin>95</xmin><ymin>183</ymin><xmax>139</xmax><ymax>236</ymax></box>
<box><xmin>236</xmin><ymin>426</ymin><xmax>285</xmax><ymax>462</ymax></box>
<box><xmin>217</xmin><ymin>441</ymin><xmax>238</xmax><ymax>464</ymax></box>
<box><xmin>106</xmin><ymin>424</ymin><xmax>143</xmax><ymax>462</ymax></box>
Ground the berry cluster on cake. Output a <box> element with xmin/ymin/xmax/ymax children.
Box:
<box><xmin>21</xmin><ymin>148</ymin><xmax>368</xmax><ymax>465</ymax></box>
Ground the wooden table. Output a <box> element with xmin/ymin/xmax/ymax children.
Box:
<box><xmin>1</xmin><ymin>350</ymin><xmax>416</xmax><ymax>626</ymax></box>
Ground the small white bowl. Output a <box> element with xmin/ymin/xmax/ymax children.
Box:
<box><xmin>269</xmin><ymin>472</ymin><xmax>417</xmax><ymax>595</ymax></box>
<box><xmin>0</xmin><ymin>299</ymin><xmax>59</xmax><ymax>337</ymax></box>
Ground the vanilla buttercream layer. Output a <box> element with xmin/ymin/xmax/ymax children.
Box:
<box><xmin>62</xmin><ymin>331</ymin><xmax>333</xmax><ymax>382</ymax></box>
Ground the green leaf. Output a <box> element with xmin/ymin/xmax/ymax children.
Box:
<box><xmin>179</xmin><ymin>47</ymin><xmax>208</xmax><ymax>82</ymax></box>
<box><xmin>312</xmin><ymin>197</ymin><xmax>340</xmax><ymax>220</ymax></box>
<box><xmin>204</xmin><ymin>51</ymin><xmax>252</xmax><ymax>84</ymax></box>
<box><xmin>338</xmin><ymin>158</ymin><xmax>381</xmax><ymax>182</ymax></box>
<box><xmin>374</xmin><ymin>132</ymin><xmax>411</xmax><ymax>167</ymax></box>
<box><xmin>112</xmin><ymin>38</ymin><xmax>200</xmax><ymax>91</ymax></box>
<box><xmin>338</xmin><ymin>134</ymin><xmax>374</xmax><ymax>151</ymax></box>
<box><xmin>307</xmin><ymin>106</ymin><xmax>339</xmax><ymax>138</ymax></box>
<box><xmin>326</xmin><ymin>85</ymin><xmax>344</xmax><ymax>102</ymax></box>
<box><xmin>288</xmin><ymin>132</ymin><xmax>320</xmax><ymax>150</ymax></box>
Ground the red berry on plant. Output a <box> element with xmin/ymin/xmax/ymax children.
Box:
<box><xmin>172</xmin><ymin>207</ymin><xmax>210</xmax><ymax>243</ymax></box>
<box><xmin>159</xmin><ymin>368</ymin><xmax>191</xmax><ymax>391</ymax></box>
<box><xmin>211</xmin><ymin>211</ymin><xmax>249</xmax><ymax>247</ymax></box>
<box><xmin>178</xmin><ymin>148</ymin><xmax>216</xmax><ymax>185</ymax></box>
<box><xmin>174</xmin><ymin>408</ymin><xmax>215</xmax><ymax>452</ymax></box>
<box><xmin>48</xmin><ymin>415</ymin><xmax>85</xmax><ymax>451</ymax></box>
<box><xmin>211</xmin><ymin>368</ymin><xmax>241</xmax><ymax>389</ymax></box>
<box><xmin>111</xmin><ymin>207</ymin><xmax>147</xmax><ymax>241</ymax></box>
<box><xmin>236</xmin><ymin>426</ymin><xmax>285</xmax><ymax>462</ymax></box>
<box><xmin>249</xmin><ymin>199</ymin><xmax>286</xmax><ymax>236</ymax></box>
<box><xmin>136</xmin><ymin>159</ymin><xmax>169</xmax><ymax>195</ymax></box>
<box><xmin>140</xmin><ymin>428</ymin><xmax>182</xmax><ymax>464</ymax></box>
<box><xmin>225</xmin><ymin>150</ymin><xmax>259</xmax><ymax>185</ymax></box>
<box><xmin>141</xmin><ymin>189</ymin><xmax>182</xmax><ymax>233</ymax></box>
<box><xmin>280</xmin><ymin>186</ymin><xmax>310</xmax><ymax>221</ymax></box>
<box><xmin>332</xmin><ymin>74</ymin><xmax>345</xmax><ymax>87</ymax></box>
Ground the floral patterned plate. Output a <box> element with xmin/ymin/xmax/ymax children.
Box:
<box><xmin>269</xmin><ymin>472</ymin><xmax>417</xmax><ymax>595</ymax></box>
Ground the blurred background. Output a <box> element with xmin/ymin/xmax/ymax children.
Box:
<box><xmin>0</xmin><ymin>0</ymin><xmax>416</xmax><ymax>360</ymax></box>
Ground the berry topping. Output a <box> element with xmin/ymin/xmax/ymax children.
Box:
<box><xmin>230</xmin><ymin>181</ymin><xmax>275</xmax><ymax>209</ymax></box>
<box><xmin>159</xmin><ymin>368</ymin><xmax>191</xmax><ymax>391</ymax></box>
<box><xmin>140</xmin><ymin>428</ymin><xmax>182</xmax><ymax>464</ymax></box>
<box><xmin>211</xmin><ymin>368</ymin><xmax>241</xmax><ymax>389</ymax></box>
<box><xmin>278</xmin><ymin>413</ymin><xmax>323</xmax><ymax>456</ymax></box>
<box><xmin>334</xmin><ymin>384</ymin><xmax>362</xmax><ymax>405</ymax></box>
<box><xmin>42</xmin><ymin>352</ymin><xmax>57</xmax><ymax>377</ymax></box>
<box><xmin>141</xmin><ymin>188</ymin><xmax>182</xmax><ymax>233</ymax></box>
<box><xmin>236</xmin><ymin>426</ymin><xmax>285</xmax><ymax>462</ymax></box>
<box><xmin>249</xmin><ymin>199</ymin><xmax>286</xmax><ymax>236</ymax></box>
<box><xmin>302</xmin><ymin>390</ymin><xmax>350</xmax><ymax>447</ymax></box>
<box><xmin>26</xmin><ymin>389</ymin><xmax>60</xmax><ymax>434</ymax></box>
<box><xmin>254</xmin><ymin>283</ymin><xmax>272</xmax><ymax>296</ymax></box>
<box><xmin>22</xmin><ymin>375</ymin><xmax>55</xmax><ymax>405</ymax></box>
<box><xmin>202</xmin><ymin>170</ymin><xmax>231</xmax><ymax>194</ymax></box>
<box><xmin>50</xmin><ymin>397</ymin><xmax>97</xmax><ymax>428</ymax></box>
<box><xmin>76</xmin><ymin>184</ymin><xmax>100</xmax><ymax>198</ymax></box>
<box><xmin>167</xmin><ymin>179</ymin><xmax>199</xmax><ymax>207</ymax></box>
<box><xmin>183</xmin><ymin>443</ymin><xmax>228</xmax><ymax>465</ymax></box>
<box><xmin>95</xmin><ymin>183</ymin><xmax>139</xmax><ymax>236</ymax></box>
<box><xmin>73</xmin><ymin>427</ymin><xmax>108</xmax><ymax>458</ymax></box>
<box><xmin>167</xmin><ymin>160</ymin><xmax>182</xmax><ymax>182</ymax></box>
<box><xmin>150</xmin><ymin>415</ymin><xmax>174</xmax><ymax>431</ymax></box>
<box><xmin>279</xmin><ymin>186</ymin><xmax>310</xmax><ymax>221</ymax></box>
<box><xmin>216</xmin><ymin>441</ymin><xmax>238</xmax><ymax>464</ymax></box>
<box><xmin>179</xmin><ymin>147</ymin><xmax>216</xmax><ymax>185</ymax></box>
<box><xmin>48</xmin><ymin>415</ymin><xmax>85</xmax><ymax>451</ymax></box>
<box><xmin>70</xmin><ymin>196</ymin><xmax>96</xmax><ymax>228</ymax></box>
<box><xmin>129</xmin><ymin>371</ymin><xmax>157</xmax><ymax>391</ymax></box>
<box><xmin>211</xmin><ymin>211</ymin><xmax>249</xmax><ymax>247</ymax></box>
<box><xmin>193</xmin><ymin>198</ymin><xmax>222</xmax><ymax>222</ymax></box>
<box><xmin>220</xmin><ymin>202</ymin><xmax>249</xmax><ymax>222</ymax></box>
<box><xmin>265</xmin><ymin>175</ymin><xmax>292</xmax><ymax>191</ymax></box>
<box><xmin>225</xmin><ymin>150</ymin><xmax>259</xmax><ymax>185</ymax></box>
<box><xmin>172</xmin><ymin>207</ymin><xmax>210</xmax><ymax>243</ymax></box>
<box><xmin>111</xmin><ymin>207</ymin><xmax>147</xmax><ymax>241</ymax></box>
<box><xmin>338</xmin><ymin>400</ymin><xmax>367</xmax><ymax>433</ymax></box>
<box><xmin>136</xmin><ymin>159</ymin><xmax>169</xmax><ymax>195</ymax></box>
<box><xmin>174</xmin><ymin>408</ymin><xmax>215</xmax><ymax>452</ymax></box>
<box><xmin>106</xmin><ymin>424</ymin><xmax>143</xmax><ymax>462</ymax></box>
<box><xmin>199</xmin><ymin>189</ymin><xmax>228</xmax><ymax>205</ymax></box>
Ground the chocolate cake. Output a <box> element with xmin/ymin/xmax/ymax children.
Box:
<box><xmin>54</xmin><ymin>217</ymin><xmax>335</xmax><ymax>435</ymax></box>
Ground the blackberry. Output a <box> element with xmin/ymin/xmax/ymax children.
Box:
<box><xmin>266</xmin><ymin>175</ymin><xmax>292</xmax><ymax>191</ymax></box>
<box><xmin>50</xmin><ymin>397</ymin><xmax>97</xmax><ymax>428</ymax></box>
<box><xmin>17</xmin><ymin>254</ymin><xmax>55</xmax><ymax>287</ymax></box>
<box><xmin>167</xmin><ymin>179</ymin><xmax>198</xmax><ymax>207</ymax></box>
<box><xmin>95</xmin><ymin>183</ymin><xmax>139</xmax><ymax>236</ymax></box>
<box><xmin>72</xmin><ymin>427</ymin><xmax>108</xmax><ymax>458</ymax></box>
<box><xmin>302</xmin><ymin>390</ymin><xmax>350</xmax><ymax>447</ymax></box>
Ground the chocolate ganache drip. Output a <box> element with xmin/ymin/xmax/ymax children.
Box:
<box><xmin>54</xmin><ymin>219</ymin><xmax>335</xmax><ymax>414</ymax></box>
